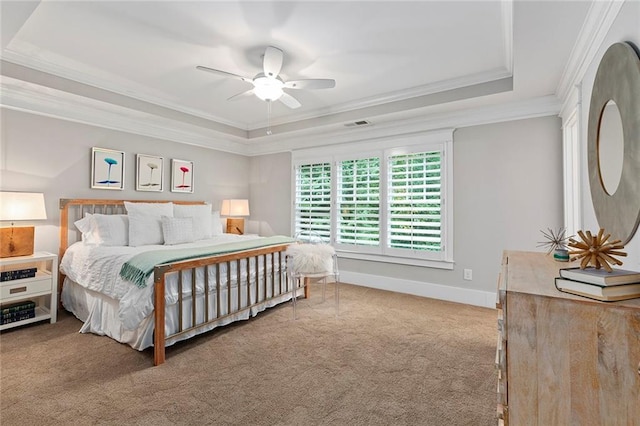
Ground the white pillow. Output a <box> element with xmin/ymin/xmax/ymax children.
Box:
<box><xmin>74</xmin><ymin>213</ymin><xmax>129</xmax><ymax>246</ymax></box>
<box><xmin>125</xmin><ymin>202</ymin><xmax>173</xmax><ymax>246</ymax></box>
<box><xmin>161</xmin><ymin>216</ymin><xmax>195</xmax><ymax>245</ymax></box>
<box><xmin>124</xmin><ymin>201</ymin><xmax>174</xmax><ymax>217</ymax></box>
<box><xmin>92</xmin><ymin>214</ymin><xmax>129</xmax><ymax>246</ymax></box>
<box><xmin>211</xmin><ymin>211</ymin><xmax>223</xmax><ymax>236</ymax></box>
<box><xmin>74</xmin><ymin>214</ymin><xmax>99</xmax><ymax>244</ymax></box>
<box><xmin>174</xmin><ymin>204</ymin><xmax>212</xmax><ymax>240</ymax></box>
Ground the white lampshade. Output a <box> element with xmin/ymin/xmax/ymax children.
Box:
<box><xmin>0</xmin><ymin>192</ymin><xmax>47</xmax><ymax>221</ymax></box>
<box><xmin>220</xmin><ymin>199</ymin><xmax>250</xmax><ymax>217</ymax></box>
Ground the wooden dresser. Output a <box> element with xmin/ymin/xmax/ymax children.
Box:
<box><xmin>496</xmin><ymin>251</ymin><xmax>640</xmax><ymax>425</ymax></box>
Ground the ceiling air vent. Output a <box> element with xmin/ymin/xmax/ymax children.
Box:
<box><xmin>344</xmin><ymin>120</ymin><xmax>372</xmax><ymax>128</ymax></box>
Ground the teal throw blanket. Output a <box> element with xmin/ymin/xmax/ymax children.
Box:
<box><xmin>120</xmin><ymin>236</ymin><xmax>295</xmax><ymax>288</ymax></box>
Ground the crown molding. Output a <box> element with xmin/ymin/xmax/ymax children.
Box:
<box><xmin>1</xmin><ymin>45</ymin><xmax>245</xmax><ymax>130</ymax></box>
<box><xmin>556</xmin><ymin>0</ymin><xmax>624</xmax><ymax>104</ymax></box>
<box><xmin>1</xmin><ymin>77</ymin><xmax>559</xmax><ymax>159</ymax></box>
<box><xmin>3</xmin><ymin>44</ymin><xmax>511</xmax><ymax>133</ymax></box>
<box><xmin>249</xmin><ymin>76</ymin><xmax>513</xmax><ymax>139</ymax></box>
<box><xmin>502</xmin><ymin>0</ymin><xmax>514</xmax><ymax>74</ymax></box>
<box><xmin>0</xmin><ymin>76</ymin><xmax>252</xmax><ymax>155</ymax></box>
<box><xmin>247</xmin><ymin>95</ymin><xmax>562</xmax><ymax>156</ymax></box>
<box><xmin>255</xmin><ymin>68</ymin><xmax>513</xmax><ymax>130</ymax></box>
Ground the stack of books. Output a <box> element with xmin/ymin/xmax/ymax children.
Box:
<box><xmin>555</xmin><ymin>267</ymin><xmax>640</xmax><ymax>302</ymax></box>
<box><xmin>1</xmin><ymin>267</ymin><xmax>37</xmax><ymax>281</ymax></box>
<box><xmin>1</xmin><ymin>300</ymin><xmax>36</xmax><ymax>325</ymax></box>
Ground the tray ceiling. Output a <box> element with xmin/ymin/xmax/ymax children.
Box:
<box><xmin>1</xmin><ymin>1</ymin><xmax>592</xmax><ymax>148</ymax></box>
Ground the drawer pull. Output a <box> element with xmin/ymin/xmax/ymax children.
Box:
<box><xmin>9</xmin><ymin>286</ymin><xmax>27</xmax><ymax>294</ymax></box>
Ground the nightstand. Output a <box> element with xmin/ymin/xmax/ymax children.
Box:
<box><xmin>0</xmin><ymin>251</ymin><xmax>58</xmax><ymax>331</ymax></box>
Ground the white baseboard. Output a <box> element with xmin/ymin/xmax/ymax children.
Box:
<box><xmin>339</xmin><ymin>271</ymin><xmax>496</xmax><ymax>309</ymax></box>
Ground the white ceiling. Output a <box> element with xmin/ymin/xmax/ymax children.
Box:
<box><xmin>1</xmin><ymin>1</ymin><xmax>593</xmax><ymax>149</ymax></box>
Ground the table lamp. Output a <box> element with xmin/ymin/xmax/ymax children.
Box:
<box><xmin>0</xmin><ymin>192</ymin><xmax>47</xmax><ymax>257</ymax></box>
<box><xmin>220</xmin><ymin>199</ymin><xmax>250</xmax><ymax>235</ymax></box>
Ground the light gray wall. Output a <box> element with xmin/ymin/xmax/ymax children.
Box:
<box><xmin>0</xmin><ymin>109</ymin><xmax>251</xmax><ymax>255</ymax></box>
<box><xmin>248</xmin><ymin>151</ymin><xmax>292</xmax><ymax>236</ymax></box>
<box><xmin>2</xmin><ymin>108</ymin><xmax>563</xmax><ymax>294</ymax></box>
<box><xmin>251</xmin><ymin>116</ymin><xmax>564</xmax><ymax>294</ymax></box>
<box><xmin>451</xmin><ymin>117</ymin><xmax>563</xmax><ymax>291</ymax></box>
<box><xmin>578</xmin><ymin>0</ymin><xmax>640</xmax><ymax>269</ymax></box>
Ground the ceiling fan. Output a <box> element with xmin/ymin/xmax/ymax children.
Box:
<box><xmin>196</xmin><ymin>46</ymin><xmax>336</xmax><ymax>110</ymax></box>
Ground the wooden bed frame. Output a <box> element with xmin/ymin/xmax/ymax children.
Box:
<box><xmin>59</xmin><ymin>199</ymin><xmax>295</xmax><ymax>366</ymax></box>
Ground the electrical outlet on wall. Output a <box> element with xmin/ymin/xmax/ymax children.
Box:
<box><xmin>463</xmin><ymin>269</ymin><xmax>473</xmax><ymax>281</ymax></box>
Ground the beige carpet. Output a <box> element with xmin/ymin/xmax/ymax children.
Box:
<box><xmin>0</xmin><ymin>283</ymin><xmax>498</xmax><ymax>425</ymax></box>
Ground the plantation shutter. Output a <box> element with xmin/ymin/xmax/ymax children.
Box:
<box><xmin>294</xmin><ymin>162</ymin><xmax>332</xmax><ymax>241</ymax></box>
<box><xmin>336</xmin><ymin>157</ymin><xmax>380</xmax><ymax>247</ymax></box>
<box><xmin>387</xmin><ymin>150</ymin><xmax>442</xmax><ymax>252</ymax></box>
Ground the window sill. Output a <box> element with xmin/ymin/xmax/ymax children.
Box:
<box><xmin>336</xmin><ymin>250</ymin><xmax>454</xmax><ymax>270</ymax></box>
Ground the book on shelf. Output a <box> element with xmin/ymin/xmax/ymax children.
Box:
<box><xmin>2</xmin><ymin>307</ymin><xmax>35</xmax><ymax>320</ymax></box>
<box><xmin>0</xmin><ymin>267</ymin><xmax>37</xmax><ymax>281</ymax></box>
<box><xmin>559</xmin><ymin>267</ymin><xmax>640</xmax><ymax>286</ymax></box>
<box><xmin>0</xmin><ymin>300</ymin><xmax>36</xmax><ymax>315</ymax></box>
<box><xmin>555</xmin><ymin>277</ymin><xmax>640</xmax><ymax>302</ymax></box>
<box><xmin>1</xmin><ymin>310</ymin><xmax>36</xmax><ymax>325</ymax></box>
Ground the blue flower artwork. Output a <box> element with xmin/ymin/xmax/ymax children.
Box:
<box><xmin>98</xmin><ymin>157</ymin><xmax>120</xmax><ymax>185</ymax></box>
<box><xmin>91</xmin><ymin>147</ymin><xmax>124</xmax><ymax>190</ymax></box>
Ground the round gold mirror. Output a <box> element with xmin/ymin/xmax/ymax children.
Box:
<box><xmin>587</xmin><ymin>42</ymin><xmax>640</xmax><ymax>244</ymax></box>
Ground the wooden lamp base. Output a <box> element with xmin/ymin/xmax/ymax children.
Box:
<box><xmin>226</xmin><ymin>218</ymin><xmax>245</xmax><ymax>235</ymax></box>
<box><xmin>0</xmin><ymin>226</ymin><xmax>35</xmax><ymax>258</ymax></box>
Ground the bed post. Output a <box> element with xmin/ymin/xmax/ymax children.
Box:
<box><xmin>58</xmin><ymin>199</ymin><xmax>71</xmax><ymax>304</ymax></box>
<box><xmin>153</xmin><ymin>266</ymin><xmax>169</xmax><ymax>366</ymax></box>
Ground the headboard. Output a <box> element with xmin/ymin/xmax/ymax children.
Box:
<box><xmin>58</xmin><ymin>198</ymin><xmax>207</xmax><ymax>264</ymax></box>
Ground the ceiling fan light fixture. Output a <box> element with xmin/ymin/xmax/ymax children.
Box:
<box><xmin>197</xmin><ymin>46</ymin><xmax>333</xmax><ymax>110</ymax></box>
<box><xmin>253</xmin><ymin>75</ymin><xmax>284</xmax><ymax>101</ymax></box>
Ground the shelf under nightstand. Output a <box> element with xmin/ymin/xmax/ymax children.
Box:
<box><xmin>0</xmin><ymin>251</ymin><xmax>58</xmax><ymax>331</ymax></box>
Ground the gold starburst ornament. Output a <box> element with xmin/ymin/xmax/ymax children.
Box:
<box><xmin>568</xmin><ymin>228</ymin><xmax>627</xmax><ymax>272</ymax></box>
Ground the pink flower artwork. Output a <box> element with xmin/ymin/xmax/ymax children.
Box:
<box><xmin>177</xmin><ymin>166</ymin><xmax>190</xmax><ymax>188</ymax></box>
<box><xmin>171</xmin><ymin>160</ymin><xmax>193</xmax><ymax>193</ymax></box>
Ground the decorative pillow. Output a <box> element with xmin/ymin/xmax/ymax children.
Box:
<box><xmin>161</xmin><ymin>216</ymin><xmax>195</xmax><ymax>245</ymax></box>
<box><xmin>211</xmin><ymin>211</ymin><xmax>223</xmax><ymax>236</ymax></box>
<box><xmin>74</xmin><ymin>214</ymin><xmax>98</xmax><ymax>244</ymax></box>
<box><xmin>74</xmin><ymin>213</ymin><xmax>129</xmax><ymax>246</ymax></box>
<box><xmin>174</xmin><ymin>204</ymin><xmax>212</xmax><ymax>240</ymax></box>
<box><xmin>124</xmin><ymin>202</ymin><xmax>173</xmax><ymax>246</ymax></box>
<box><xmin>285</xmin><ymin>244</ymin><xmax>336</xmax><ymax>274</ymax></box>
<box><xmin>92</xmin><ymin>214</ymin><xmax>129</xmax><ymax>246</ymax></box>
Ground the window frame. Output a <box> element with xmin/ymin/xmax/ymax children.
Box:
<box><xmin>292</xmin><ymin>129</ymin><xmax>454</xmax><ymax>270</ymax></box>
<box><xmin>384</xmin><ymin>144</ymin><xmax>446</xmax><ymax>261</ymax></box>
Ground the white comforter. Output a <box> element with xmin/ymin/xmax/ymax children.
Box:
<box><xmin>60</xmin><ymin>234</ymin><xmax>263</xmax><ymax>329</ymax></box>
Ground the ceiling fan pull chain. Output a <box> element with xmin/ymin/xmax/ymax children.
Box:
<box><xmin>266</xmin><ymin>100</ymin><xmax>273</xmax><ymax>135</ymax></box>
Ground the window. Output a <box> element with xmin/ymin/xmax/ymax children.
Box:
<box><xmin>293</xmin><ymin>130</ymin><xmax>453</xmax><ymax>268</ymax></box>
<box><xmin>337</xmin><ymin>157</ymin><xmax>380</xmax><ymax>247</ymax></box>
<box><xmin>294</xmin><ymin>162</ymin><xmax>332</xmax><ymax>241</ymax></box>
<box><xmin>387</xmin><ymin>150</ymin><xmax>442</xmax><ymax>253</ymax></box>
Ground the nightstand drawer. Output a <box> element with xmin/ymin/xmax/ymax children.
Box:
<box><xmin>1</xmin><ymin>276</ymin><xmax>51</xmax><ymax>300</ymax></box>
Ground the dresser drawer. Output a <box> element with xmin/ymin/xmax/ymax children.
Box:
<box><xmin>0</xmin><ymin>276</ymin><xmax>51</xmax><ymax>300</ymax></box>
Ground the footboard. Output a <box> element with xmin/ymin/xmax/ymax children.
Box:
<box><xmin>152</xmin><ymin>244</ymin><xmax>293</xmax><ymax>365</ymax></box>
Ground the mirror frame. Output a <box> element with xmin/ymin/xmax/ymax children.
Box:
<box><xmin>587</xmin><ymin>42</ymin><xmax>640</xmax><ymax>244</ymax></box>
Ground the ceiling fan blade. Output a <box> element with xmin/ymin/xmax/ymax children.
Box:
<box><xmin>227</xmin><ymin>89</ymin><xmax>255</xmax><ymax>101</ymax></box>
<box><xmin>196</xmin><ymin>66</ymin><xmax>251</xmax><ymax>83</ymax></box>
<box><xmin>284</xmin><ymin>79</ymin><xmax>336</xmax><ymax>90</ymax></box>
<box><xmin>279</xmin><ymin>92</ymin><xmax>301</xmax><ymax>109</ymax></box>
<box><xmin>263</xmin><ymin>46</ymin><xmax>283</xmax><ymax>78</ymax></box>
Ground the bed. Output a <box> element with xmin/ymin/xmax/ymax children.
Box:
<box><xmin>58</xmin><ymin>199</ymin><xmax>298</xmax><ymax>366</ymax></box>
